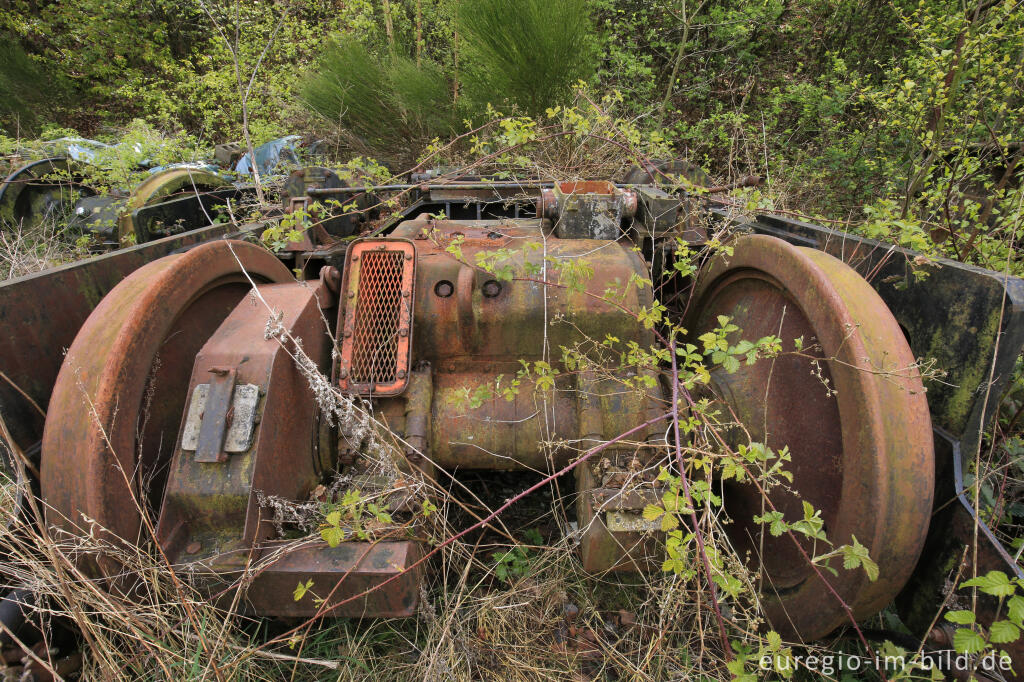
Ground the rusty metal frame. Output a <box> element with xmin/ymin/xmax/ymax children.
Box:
<box><xmin>338</xmin><ymin>239</ymin><xmax>416</xmax><ymax>396</ymax></box>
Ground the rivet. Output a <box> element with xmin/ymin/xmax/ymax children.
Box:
<box><xmin>446</xmin><ymin>363</ymin><xmax>456</xmax><ymax>372</ymax></box>
<box><xmin>402</xmin><ymin>291</ymin><xmax>411</xmax><ymax>298</ymax></box>
<box><xmin>348</xmin><ymin>291</ymin><xmax>355</xmax><ymax>298</ymax></box>
<box><xmin>399</xmin><ymin>328</ymin><xmax>409</xmax><ymax>337</ymax></box>
<box><xmin>344</xmin><ymin>330</ymin><xmax>352</xmax><ymax>337</ymax></box>
<box><xmin>352</xmin><ymin>255</ymin><xmax>359</xmax><ymax>262</ymax></box>
<box><xmin>405</xmin><ymin>253</ymin><xmax>413</xmax><ymax>260</ymax></box>
<box><xmin>339</xmin><ymin>369</ymin><xmax>348</xmax><ymax>379</ymax></box>
<box><xmin>185</xmin><ymin>541</ymin><xmax>201</xmax><ymax>555</ymax></box>
<box><xmin>397</xmin><ymin>369</ymin><xmax>407</xmax><ymax>379</ymax></box>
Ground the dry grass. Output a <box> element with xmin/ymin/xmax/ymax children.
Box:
<box><xmin>0</xmin><ymin>219</ymin><xmax>88</xmax><ymax>281</ymax></box>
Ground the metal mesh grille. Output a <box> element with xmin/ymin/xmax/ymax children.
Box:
<box><xmin>350</xmin><ymin>249</ymin><xmax>405</xmax><ymax>384</ymax></box>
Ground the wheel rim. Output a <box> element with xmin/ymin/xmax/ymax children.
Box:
<box><xmin>687</xmin><ymin>235</ymin><xmax>934</xmax><ymax>640</ymax></box>
<box><xmin>41</xmin><ymin>240</ymin><xmax>290</xmax><ymax>574</ymax></box>
<box><xmin>0</xmin><ymin>158</ymin><xmax>93</xmax><ymax>229</ymax></box>
<box><xmin>119</xmin><ymin>168</ymin><xmax>230</xmax><ymax>242</ymax></box>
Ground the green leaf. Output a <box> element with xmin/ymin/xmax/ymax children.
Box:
<box><xmin>989</xmin><ymin>620</ymin><xmax>1020</xmax><ymax>644</ymax></box>
<box><xmin>661</xmin><ymin>512</ymin><xmax>680</xmax><ymax>531</ymax></box>
<box><xmin>642</xmin><ymin>504</ymin><xmax>664</xmax><ymax>521</ymax></box>
<box><xmin>962</xmin><ymin>570</ymin><xmax>1016</xmax><ymax>597</ymax></box>
<box><xmin>1008</xmin><ymin>595</ymin><xmax>1024</xmax><ymax>624</ymax></box>
<box><xmin>840</xmin><ymin>536</ymin><xmax>879</xmax><ymax>581</ymax></box>
<box><xmin>732</xmin><ymin>340</ymin><xmax>755</xmax><ymax>355</ymax></box>
<box><xmin>321</xmin><ymin>525</ymin><xmax>345</xmax><ymax>547</ymax></box>
<box><xmin>293</xmin><ymin>578</ymin><xmax>313</xmax><ymax>602</ymax></box>
<box><xmin>944</xmin><ymin>610</ymin><xmax>975</xmax><ymax>625</ymax></box>
<box><xmin>754</xmin><ymin>511</ymin><xmax>787</xmax><ymax>537</ymax></box>
<box><xmin>952</xmin><ymin>627</ymin><xmax>987</xmax><ymax>654</ymax></box>
<box><xmin>721</xmin><ymin>355</ymin><xmax>740</xmax><ymax>374</ymax></box>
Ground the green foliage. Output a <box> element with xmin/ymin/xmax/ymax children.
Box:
<box><xmin>491</xmin><ymin>528</ymin><xmax>544</xmax><ymax>583</ymax></box>
<box><xmin>0</xmin><ymin>36</ymin><xmax>62</xmax><ymax>135</ymax></box>
<box><xmin>455</xmin><ymin>0</ymin><xmax>598</xmax><ymax>117</ymax></box>
<box><xmin>0</xmin><ymin>0</ymin><xmax>356</xmax><ymax>139</ymax></box>
<box><xmin>319</xmin><ymin>489</ymin><xmax>394</xmax><ymax>546</ymax></box>
<box><xmin>943</xmin><ymin>570</ymin><xmax>1024</xmax><ymax>657</ymax></box>
<box><xmin>302</xmin><ymin>37</ymin><xmax>456</xmax><ymax>157</ymax></box>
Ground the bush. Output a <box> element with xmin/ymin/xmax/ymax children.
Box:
<box><xmin>0</xmin><ymin>37</ymin><xmax>63</xmax><ymax>136</ymax></box>
<box><xmin>456</xmin><ymin>0</ymin><xmax>598</xmax><ymax>117</ymax></box>
<box><xmin>302</xmin><ymin>38</ymin><xmax>457</xmax><ymax>161</ymax></box>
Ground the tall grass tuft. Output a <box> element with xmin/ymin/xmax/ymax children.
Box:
<box><xmin>455</xmin><ymin>0</ymin><xmax>598</xmax><ymax>117</ymax></box>
<box><xmin>301</xmin><ymin>39</ymin><xmax>456</xmax><ymax>163</ymax></box>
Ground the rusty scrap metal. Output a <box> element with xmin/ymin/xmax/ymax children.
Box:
<box><xmin>41</xmin><ymin>240</ymin><xmax>292</xmax><ymax>574</ymax></box>
<box><xmin>0</xmin><ymin>221</ymin><xmax>262</xmax><ymax>452</ymax></box>
<box><xmin>16</xmin><ymin>169</ymin><xmax>1024</xmax><ymax>645</ymax></box>
<box><xmin>689</xmin><ymin>234</ymin><xmax>935</xmax><ymax>641</ymax></box>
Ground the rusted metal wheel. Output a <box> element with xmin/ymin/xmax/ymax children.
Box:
<box><xmin>117</xmin><ymin>167</ymin><xmax>230</xmax><ymax>242</ymax></box>
<box><xmin>687</xmin><ymin>234</ymin><xmax>934</xmax><ymax>641</ymax></box>
<box><xmin>41</xmin><ymin>240</ymin><xmax>290</xmax><ymax>575</ymax></box>
<box><xmin>0</xmin><ymin>158</ymin><xmax>93</xmax><ymax>229</ymax></box>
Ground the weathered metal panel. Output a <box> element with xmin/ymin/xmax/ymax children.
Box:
<box><xmin>0</xmin><ymin>222</ymin><xmax>253</xmax><ymax>451</ymax></box>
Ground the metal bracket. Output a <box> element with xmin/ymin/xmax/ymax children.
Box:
<box><xmin>181</xmin><ymin>372</ymin><xmax>261</xmax><ymax>463</ymax></box>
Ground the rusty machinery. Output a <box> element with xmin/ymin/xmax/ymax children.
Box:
<box><xmin>0</xmin><ymin>171</ymin><xmax>1018</xmax><ymax>650</ymax></box>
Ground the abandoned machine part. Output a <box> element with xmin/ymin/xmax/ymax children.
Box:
<box><xmin>689</xmin><ymin>235</ymin><xmax>934</xmax><ymax>640</ymax></box>
<box><xmin>281</xmin><ymin>166</ymin><xmax>377</xmax><ymax>248</ymax></box>
<box><xmin>0</xmin><ymin>157</ymin><xmax>94</xmax><ymax>229</ymax></box>
<box><xmin>41</xmin><ymin>240</ymin><xmax>293</xmax><ymax>575</ymax></box>
<box><xmin>23</xmin><ymin>173</ymin><xmax>1023</xmax><ymax>644</ymax></box>
<box><xmin>115</xmin><ymin>167</ymin><xmax>231</xmax><ymax>243</ymax></box>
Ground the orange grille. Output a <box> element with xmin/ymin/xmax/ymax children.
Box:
<box><xmin>338</xmin><ymin>240</ymin><xmax>415</xmax><ymax>395</ymax></box>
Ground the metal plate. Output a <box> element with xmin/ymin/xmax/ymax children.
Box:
<box><xmin>181</xmin><ymin>383</ymin><xmax>260</xmax><ymax>454</ymax></box>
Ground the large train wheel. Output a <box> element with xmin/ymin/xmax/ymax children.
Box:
<box><xmin>687</xmin><ymin>235</ymin><xmax>933</xmax><ymax>641</ymax></box>
<box><xmin>0</xmin><ymin>158</ymin><xmax>93</xmax><ymax>229</ymax></box>
<box><xmin>41</xmin><ymin>240</ymin><xmax>290</xmax><ymax>575</ymax></box>
<box><xmin>117</xmin><ymin>168</ymin><xmax>229</xmax><ymax>242</ymax></box>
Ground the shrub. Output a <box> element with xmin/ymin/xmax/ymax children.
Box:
<box><xmin>301</xmin><ymin>38</ymin><xmax>456</xmax><ymax>160</ymax></box>
<box><xmin>456</xmin><ymin>0</ymin><xmax>598</xmax><ymax>117</ymax></box>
